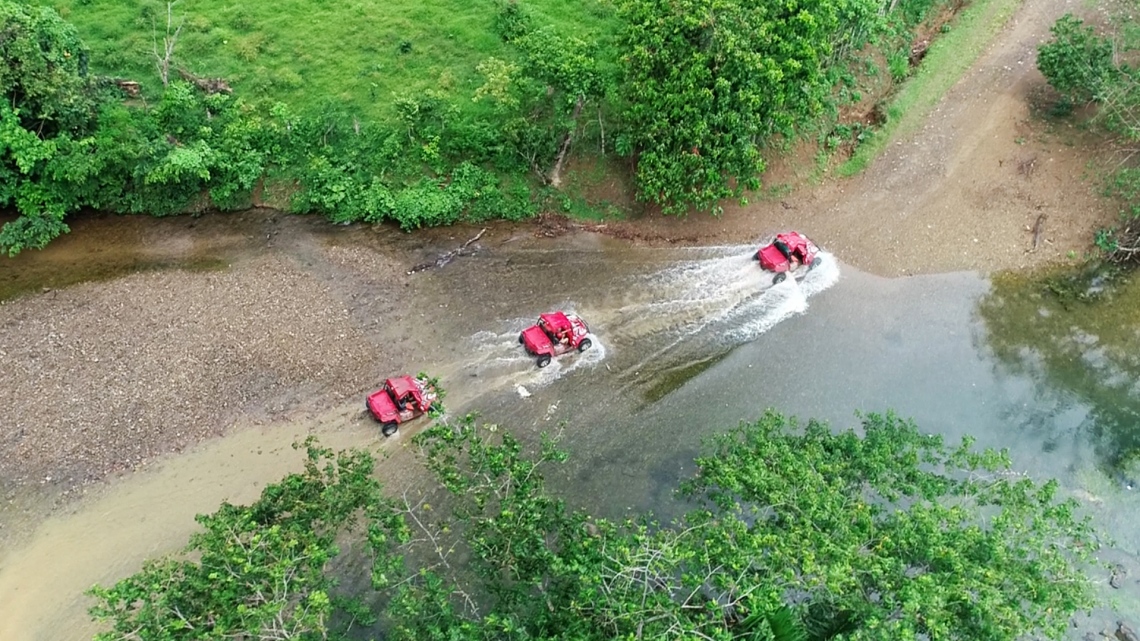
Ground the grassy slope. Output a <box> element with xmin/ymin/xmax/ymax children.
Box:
<box><xmin>52</xmin><ymin>0</ymin><xmax>619</xmax><ymax>120</ymax></box>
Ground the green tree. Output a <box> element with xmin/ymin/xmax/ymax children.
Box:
<box><xmin>0</xmin><ymin>1</ymin><xmax>95</xmax><ymax>135</ymax></box>
<box><xmin>0</xmin><ymin>1</ymin><xmax>99</xmax><ymax>255</ymax></box>
<box><xmin>615</xmin><ymin>0</ymin><xmax>876</xmax><ymax>214</ymax></box>
<box><xmin>1036</xmin><ymin>9</ymin><xmax>1140</xmax><ymax>258</ymax></box>
<box><xmin>90</xmin><ymin>412</ymin><xmax>1099</xmax><ymax>641</ymax></box>
<box><xmin>88</xmin><ymin>440</ymin><xmax>400</xmax><ymax>641</ymax></box>
<box><xmin>683</xmin><ymin>410</ymin><xmax>1099</xmax><ymax>640</ymax></box>
<box><xmin>377</xmin><ymin>412</ymin><xmax>1098</xmax><ymax>640</ymax></box>
<box><xmin>1037</xmin><ymin>14</ymin><xmax>1118</xmax><ymax>105</ymax></box>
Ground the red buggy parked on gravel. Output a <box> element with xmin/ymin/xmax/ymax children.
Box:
<box><xmin>755</xmin><ymin>231</ymin><xmax>822</xmax><ymax>285</ymax></box>
<box><xmin>519</xmin><ymin>311</ymin><xmax>592</xmax><ymax>368</ymax></box>
<box><xmin>366</xmin><ymin>375</ymin><xmax>439</xmax><ymax>437</ymax></box>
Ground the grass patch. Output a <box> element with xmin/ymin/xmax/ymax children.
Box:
<box><xmin>51</xmin><ymin>0</ymin><xmax>620</xmax><ymax>121</ymax></box>
<box><xmin>839</xmin><ymin>0</ymin><xmax>1022</xmax><ymax>175</ymax></box>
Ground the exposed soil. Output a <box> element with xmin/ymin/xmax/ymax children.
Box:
<box><xmin>585</xmin><ymin>0</ymin><xmax>1120</xmax><ymax>277</ymax></box>
<box><xmin>0</xmin><ymin>213</ymin><xmax>442</xmax><ymax>545</ymax></box>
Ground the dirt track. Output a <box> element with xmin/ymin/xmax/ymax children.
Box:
<box><xmin>607</xmin><ymin>0</ymin><xmax>1117</xmax><ymax>277</ymax></box>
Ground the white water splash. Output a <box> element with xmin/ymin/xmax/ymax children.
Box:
<box><xmin>463</xmin><ymin>246</ymin><xmax>839</xmax><ymax>394</ymax></box>
<box><xmin>463</xmin><ymin>324</ymin><xmax>609</xmax><ymax>392</ymax></box>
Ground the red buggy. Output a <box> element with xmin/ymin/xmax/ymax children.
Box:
<box><xmin>518</xmin><ymin>311</ymin><xmax>592</xmax><ymax>368</ymax></box>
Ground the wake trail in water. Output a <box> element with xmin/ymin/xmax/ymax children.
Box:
<box><xmin>461</xmin><ymin>317</ymin><xmax>609</xmax><ymax>393</ymax></box>
<box><xmin>461</xmin><ymin>246</ymin><xmax>840</xmax><ymax>395</ymax></box>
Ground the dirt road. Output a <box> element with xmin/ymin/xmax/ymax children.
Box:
<box><xmin>607</xmin><ymin>0</ymin><xmax>1116</xmax><ymax>276</ymax></box>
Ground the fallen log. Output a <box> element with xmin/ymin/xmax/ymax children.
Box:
<box><xmin>114</xmin><ymin>79</ymin><xmax>142</xmax><ymax>97</ymax></box>
<box><xmin>407</xmin><ymin>228</ymin><xmax>487</xmax><ymax>275</ymax></box>
<box><xmin>1029</xmin><ymin>213</ymin><xmax>1047</xmax><ymax>252</ymax></box>
<box><xmin>177</xmin><ymin>68</ymin><xmax>233</xmax><ymax>94</ymax></box>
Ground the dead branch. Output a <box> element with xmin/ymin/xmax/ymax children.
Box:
<box><xmin>1028</xmin><ymin>213</ymin><xmax>1047</xmax><ymax>253</ymax></box>
<box><xmin>407</xmin><ymin>228</ymin><xmax>487</xmax><ymax>274</ymax></box>
<box><xmin>177</xmin><ymin>68</ymin><xmax>233</xmax><ymax>95</ymax></box>
<box><xmin>1017</xmin><ymin>154</ymin><xmax>1037</xmax><ymax>177</ymax></box>
<box><xmin>1105</xmin><ymin>224</ymin><xmax>1140</xmax><ymax>264</ymax></box>
<box><xmin>114</xmin><ymin>79</ymin><xmax>142</xmax><ymax>98</ymax></box>
<box><xmin>548</xmin><ymin>95</ymin><xmax>586</xmax><ymax>188</ymax></box>
<box><xmin>152</xmin><ymin>2</ymin><xmax>184</xmax><ymax>87</ymax></box>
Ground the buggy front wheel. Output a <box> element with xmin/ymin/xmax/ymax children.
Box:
<box><xmin>382</xmin><ymin>422</ymin><xmax>398</xmax><ymax>437</ymax></box>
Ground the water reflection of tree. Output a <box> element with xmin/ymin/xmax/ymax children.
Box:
<box><xmin>978</xmin><ymin>270</ymin><xmax>1140</xmax><ymax>477</ymax></box>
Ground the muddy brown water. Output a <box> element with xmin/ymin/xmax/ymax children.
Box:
<box><xmin>0</xmin><ymin>211</ymin><xmax>1137</xmax><ymax>639</ymax></box>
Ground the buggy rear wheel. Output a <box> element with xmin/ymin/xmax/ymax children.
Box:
<box><xmin>537</xmin><ymin>355</ymin><xmax>551</xmax><ymax>368</ymax></box>
<box><xmin>810</xmin><ymin>256</ymin><xmax>822</xmax><ymax>269</ymax></box>
<box><xmin>382</xmin><ymin>422</ymin><xmax>398</xmax><ymax>437</ymax></box>
<box><xmin>518</xmin><ymin>333</ymin><xmax>525</xmax><ymax>344</ymax></box>
<box><xmin>578</xmin><ymin>338</ymin><xmax>592</xmax><ymax>352</ymax></box>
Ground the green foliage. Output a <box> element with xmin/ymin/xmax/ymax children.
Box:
<box><xmin>1037</xmin><ymin>15</ymin><xmax>1117</xmax><ymax>104</ymax></box>
<box><xmin>0</xmin><ymin>1</ymin><xmax>98</xmax><ymax>254</ymax></box>
<box><xmin>0</xmin><ymin>0</ymin><xmax>96</xmax><ymax>135</ymax></box>
<box><xmin>371</xmin><ymin>412</ymin><xmax>1098</xmax><ymax>641</ymax></box>
<box><xmin>684</xmin><ymin>410</ymin><xmax>1099</xmax><ymax>641</ymax></box>
<box><xmin>616</xmin><ymin>0</ymin><xmax>878</xmax><ymax>214</ymax></box>
<box><xmin>89</xmin><ymin>411</ymin><xmax>1101</xmax><ymax>641</ymax></box>
<box><xmin>88</xmin><ymin>439</ymin><xmax>394</xmax><ymax>640</ymax></box>
<box><xmin>493</xmin><ymin>0</ymin><xmax>534</xmax><ymax>43</ymax></box>
<box><xmin>1036</xmin><ymin>10</ymin><xmax>1140</xmax><ymax>257</ymax></box>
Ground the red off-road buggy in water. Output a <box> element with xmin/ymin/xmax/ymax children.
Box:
<box><xmin>755</xmin><ymin>231</ymin><xmax>823</xmax><ymax>285</ymax></box>
<box><xmin>519</xmin><ymin>311</ymin><xmax>592</xmax><ymax>368</ymax></box>
<box><xmin>366</xmin><ymin>375</ymin><xmax>440</xmax><ymax>437</ymax></box>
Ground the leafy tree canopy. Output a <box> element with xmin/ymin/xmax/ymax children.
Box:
<box><xmin>0</xmin><ymin>0</ymin><xmax>94</xmax><ymax>134</ymax></box>
<box><xmin>90</xmin><ymin>411</ymin><xmax>1099</xmax><ymax>641</ymax></box>
<box><xmin>88</xmin><ymin>439</ymin><xmax>397</xmax><ymax>641</ymax></box>
<box><xmin>614</xmin><ymin>0</ymin><xmax>877</xmax><ymax>214</ymax></box>
<box><xmin>1036</xmin><ymin>8</ymin><xmax>1140</xmax><ymax>255</ymax></box>
<box><xmin>1037</xmin><ymin>14</ymin><xmax>1119</xmax><ymax>106</ymax></box>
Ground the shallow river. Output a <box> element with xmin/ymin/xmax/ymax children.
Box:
<box><xmin>0</xmin><ymin>214</ymin><xmax>1137</xmax><ymax>639</ymax></box>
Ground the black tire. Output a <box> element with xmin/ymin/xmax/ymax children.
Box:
<box><xmin>382</xmin><ymin>422</ymin><xmax>399</xmax><ymax>437</ymax></box>
<box><xmin>752</xmin><ymin>252</ymin><xmax>760</xmax><ymax>261</ymax></box>
<box><xmin>518</xmin><ymin>333</ymin><xmax>525</xmax><ymax>344</ymax></box>
<box><xmin>773</xmin><ymin>272</ymin><xmax>787</xmax><ymax>285</ymax></box>
<box><xmin>810</xmin><ymin>256</ymin><xmax>822</xmax><ymax>269</ymax></box>
<box><xmin>578</xmin><ymin>338</ymin><xmax>592</xmax><ymax>352</ymax></box>
<box><xmin>537</xmin><ymin>355</ymin><xmax>551</xmax><ymax>368</ymax></box>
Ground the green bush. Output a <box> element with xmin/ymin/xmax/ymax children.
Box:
<box><xmin>1037</xmin><ymin>15</ymin><xmax>1117</xmax><ymax>104</ymax></box>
